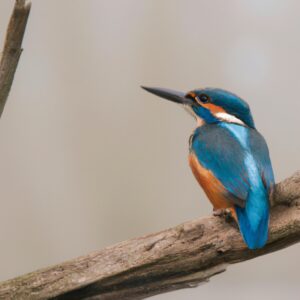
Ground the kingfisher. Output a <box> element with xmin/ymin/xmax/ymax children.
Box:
<box><xmin>142</xmin><ymin>86</ymin><xmax>274</xmax><ymax>249</ymax></box>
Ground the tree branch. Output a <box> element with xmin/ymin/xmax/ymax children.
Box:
<box><xmin>0</xmin><ymin>0</ymin><xmax>31</xmax><ymax>117</ymax></box>
<box><xmin>0</xmin><ymin>171</ymin><xmax>299</xmax><ymax>300</ymax></box>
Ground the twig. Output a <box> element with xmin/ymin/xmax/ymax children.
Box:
<box><xmin>0</xmin><ymin>171</ymin><xmax>299</xmax><ymax>300</ymax></box>
<box><xmin>0</xmin><ymin>0</ymin><xmax>31</xmax><ymax>117</ymax></box>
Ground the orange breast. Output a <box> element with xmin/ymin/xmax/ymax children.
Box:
<box><xmin>188</xmin><ymin>153</ymin><xmax>233</xmax><ymax>211</ymax></box>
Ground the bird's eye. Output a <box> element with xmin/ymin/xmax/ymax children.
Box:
<box><xmin>198</xmin><ymin>94</ymin><xmax>210</xmax><ymax>103</ymax></box>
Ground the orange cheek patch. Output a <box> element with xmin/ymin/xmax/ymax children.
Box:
<box><xmin>202</xmin><ymin>103</ymin><xmax>225</xmax><ymax>114</ymax></box>
<box><xmin>188</xmin><ymin>153</ymin><xmax>233</xmax><ymax>211</ymax></box>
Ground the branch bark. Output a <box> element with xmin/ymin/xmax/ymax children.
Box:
<box><xmin>0</xmin><ymin>0</ymin><xmax>31</xmax><ymax>117</ymax></box>
<box><xmin>0</xmin><ymin>171</ymin><xmax>299</xmax><ymax>300</ymax></box>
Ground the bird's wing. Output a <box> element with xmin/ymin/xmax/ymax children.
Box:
<box><xmin>190</xmin><ymin>124</ymin><xmax>251</xmax><ymax>207</ymax></box>
<box><xmin>248</xmin><ymin>130</ymin><xmax>275</xmax><ymax>193</ymax></box>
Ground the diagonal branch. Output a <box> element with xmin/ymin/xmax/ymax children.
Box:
<box><xmin>0</xmin><ymin>0</ymin><xmax>31</xmax><ymax>117</ymax></box>
<box><xmin>0</xmin><ymin>171</ymin><xmax>299</xmax><ymax>300</ymax></box>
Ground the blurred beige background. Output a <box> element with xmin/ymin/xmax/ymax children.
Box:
<box><xmin>0</xmin><ymin>0</ymin><xmax>299</xmax><ymax>299</ymax></box>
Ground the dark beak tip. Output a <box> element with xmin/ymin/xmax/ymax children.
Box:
<box><xmin>140</xmin><ymin>85</ymin><xmax>192</xmax><ymax>105</ymax></box>
<box><xmin>140</xmin><ymin>86</ymin><xmax>154</xmax><ymax>93</ymax></box>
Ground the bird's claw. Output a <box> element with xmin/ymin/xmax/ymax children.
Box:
<box><xmin>213</xmin><ymin>208</ymin><xmax>234</xmax><ymax>223</ymax></box>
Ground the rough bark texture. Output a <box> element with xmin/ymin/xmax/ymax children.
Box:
<box><xmin>0</xmin><ymin>0</ymin><xmax>31</xmax><ymax>117</ymax></box>
<box><xmin>0</xmin><ymin>171</ymin><xmax>299</xmax><ymax>300</ymax></box>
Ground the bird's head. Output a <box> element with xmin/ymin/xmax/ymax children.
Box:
<box><xmin>142</xmin><ymin>86</ymin><xmax>255</xmax><ymax>128</ymax></box>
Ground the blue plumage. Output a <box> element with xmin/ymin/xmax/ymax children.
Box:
<box><xmin>192</xmin><ymin>105</ymin><xmax>219</xmax><ymax>124</ymax></box>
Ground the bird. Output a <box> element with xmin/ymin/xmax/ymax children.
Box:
<box><xmin>141</xmin><ymin>86</ymin><xmax>275</xmax><ymax>249</ymax></box>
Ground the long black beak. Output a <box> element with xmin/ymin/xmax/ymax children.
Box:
<box><xmin>141</xmin><ymin>86</ymin><xmax>194</xmax><ymax>105</ymax></box>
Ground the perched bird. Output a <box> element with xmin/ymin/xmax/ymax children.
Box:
<box><xmin>142</xmin><ymin>86</ymin><xmax>274</xmax><ymax>249</ymax></box>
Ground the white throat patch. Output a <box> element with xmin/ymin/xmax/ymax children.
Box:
<box><xmin>214</xmin><ymin>112</ymin><xmax>245</xmax><ymax>126</ymax></box>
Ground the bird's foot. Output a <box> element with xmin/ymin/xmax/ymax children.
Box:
<box><xmin>213</xmin><ymin>208</ymin><xmax>235</xmax><ymax>223</ymax></box>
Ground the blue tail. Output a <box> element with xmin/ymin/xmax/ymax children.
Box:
<box><xmin>235</xmin><ymin>191</ymin><xmax>270</xmax><ymax>250</ymax></box>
